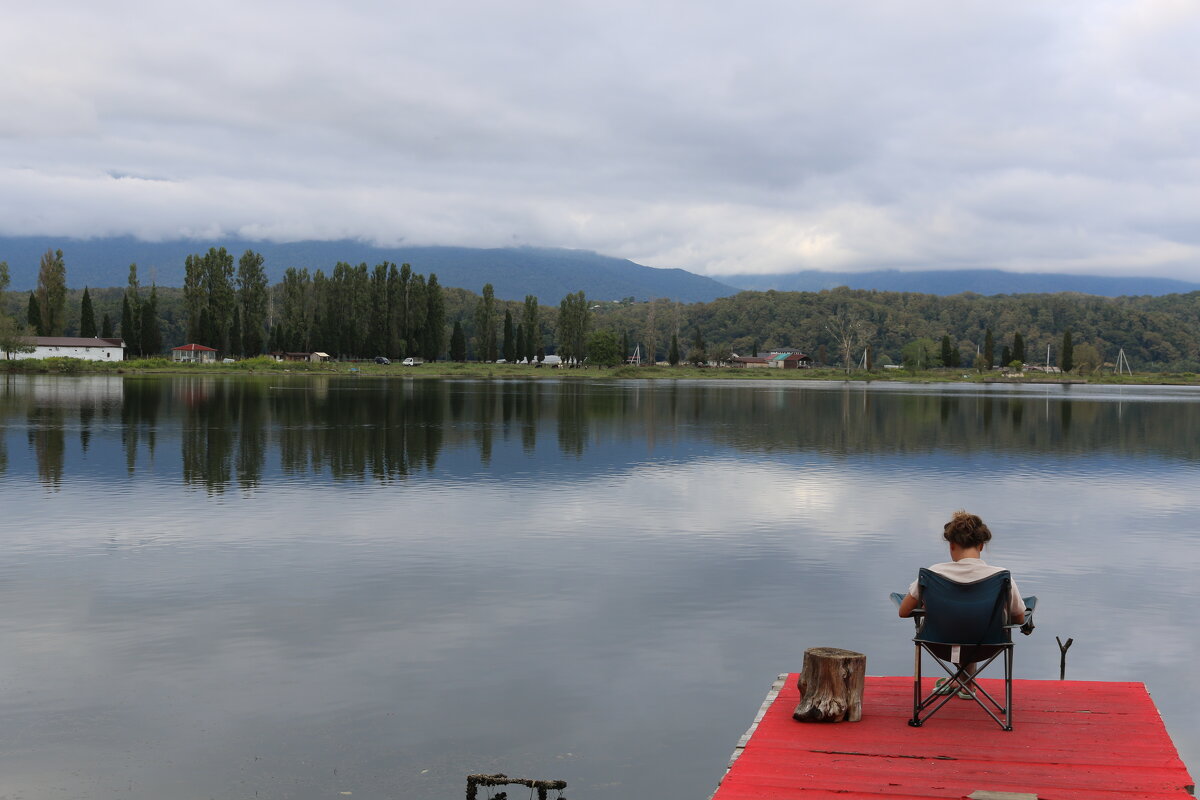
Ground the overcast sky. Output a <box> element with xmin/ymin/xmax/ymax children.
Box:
<box><xmin>3</xmin><ymin>0</ymin><xmax>1199</xmax><ymax>278</ymax></box>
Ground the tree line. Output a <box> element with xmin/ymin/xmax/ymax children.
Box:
<box><xmin>4</xmin><ymin>246</ymin><xmax>1200</xmax><ymax>372</ymax></box>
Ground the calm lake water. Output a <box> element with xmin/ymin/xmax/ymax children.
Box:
<box><xmin>1</xmin><ymin>374</ymin><xmax>1197</xmax><ymax>799</ymax></box>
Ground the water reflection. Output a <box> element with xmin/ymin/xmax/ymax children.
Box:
<box><xmin>5</xmin><ymin>377</ymin><xmax>1200</xmax><ymax>492</ymax></box>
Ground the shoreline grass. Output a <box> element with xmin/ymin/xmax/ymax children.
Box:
<box><xmin>2</xmin><ymin>356</ymin><xmax>1198</xmax><ymax>386</ymax></box>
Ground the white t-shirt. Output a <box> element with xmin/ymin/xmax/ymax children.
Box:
<box><xmin>906</xmin><ymin>558</ymin><xmax>1024</xmax><ymax>618</ymax></box>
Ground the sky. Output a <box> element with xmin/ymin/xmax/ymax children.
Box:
<box><xmin>3</xmin><ymin>0</ymin><xmax>1200</xmax><ymax>279</ymax></box>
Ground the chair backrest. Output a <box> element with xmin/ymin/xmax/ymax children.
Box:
<box><xmin>915</xmin><ymin>568</ymin><xmax>1011</xmax><ymax>647</ymax></box>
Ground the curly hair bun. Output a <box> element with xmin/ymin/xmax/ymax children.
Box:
<box><xmin>943</xmin><ymin>510</ymin><xmax>993</xmax><ymax>549</ymax></box>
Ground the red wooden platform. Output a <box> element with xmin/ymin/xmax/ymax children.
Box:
<box><xmin>713</xmin><ymin>675</ymin><xmax>1195</xmax><ymax>800</ymax></box>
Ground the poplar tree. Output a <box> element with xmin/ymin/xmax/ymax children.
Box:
<box><xmin>668</xmin><ymin>332</ymin><xmax>680</xmax><ymax>366</ymax></box>
<box><xmin>237</xmin><ymin>249</ymin><xmax>268</xmax><ymax>355</ymax></box>
<box><xmin>422</xmin><ymin>273</ymin><xmax>445</xmax><ymax>361</ymax></box>
<box><xmin>984</xmin><ymin>328</ymin><xmax>995</xmax><ymax>370</ymax></box>
<box><xmin>556</xmin><ymin>291</ymin><xmax>589</xmax><ymax>365</ymax></box>
<box><xmin>230</xmin><ymin>306</ymin><xmax>243</xmax><ymax>358</ymax></box>
<box><xmin>473</xmin><ymin>284</ymin><xmax>498</xmax><ymax>361</ymax></box>
<box><xmin>36</xmin><ymin>248</ymin><xmax>67</xmax><ymax>336</ymax></box>
<box><xmin>80</xmin><ymin>287</ymin><xmax>97</xmax><ymax>338</ymax></box>
<box><xmin>516</xmin><ymin>324</ymin><xmax>527</xmax><ymax>364</ymax></box>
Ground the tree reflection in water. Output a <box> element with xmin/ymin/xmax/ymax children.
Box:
<box><xmin>4</xmin><ymin>377</ymin><xmax>1200</xmax><ymax>491</ymax></box>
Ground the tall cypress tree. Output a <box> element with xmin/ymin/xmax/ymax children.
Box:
<box><xmin>940</xmin><ymin>335</ymin><xmax>953</xmax><ymax>367</ymax></box>
<box><xmin>449</xmin><ymin>319</ymin><xmax>467</xmax><ymax>362</ymax></box>
<box><xmin>80</xmin><ymin>287</ymin><xmax>97</xmax><ymax>338</ymax></box>
<box><xmin>100</xmin><ymin>313</ymin><xmax>114</xmax><ymax>338</ymax></box>
<box><xmin>515</xmin><ymin>323</ymin><xmax>526</xmax><ymax>364</ymax></box>
<box><xmin>1060</xmin><ymin>331</ymin><xmax>1074</xmax><ymax>372</ymax></box>
<box><xmin>139</xmin><ymin>285</ymin><xmax>162</xmax><ymax>356</ymax></box>
<box><xmin>983</xmin><ymin>328</ymin><xmax>994</xmax><ymax>369</ymax></box>
<box><xmin>27</xmin><ymin>292</ymin><xmax>43</xmax><ymax>335</ymax></box>
<box><xmin>668</xmin><ymin>332</ymin><xmax>680</xmax><ymax>366</ymax></box>
<box><xmin>502</xmin><ymin>309</ymin><xmax>516</xmax><ymax>363</ymax></box>
<box><xmin>121</xmin><ymin>295</ymin><xmax>137</xmax><ymax>354</ymax></box>
<box><xmin>1013</xmin><ymin>332</ymin><xmax>1026</xmax><ymax>364</ymax></box>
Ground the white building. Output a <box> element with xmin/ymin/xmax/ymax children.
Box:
<box><xmin>2</xmin><ymin>336</ymin><xmax>126</xmax><ymax>361</ymax></box>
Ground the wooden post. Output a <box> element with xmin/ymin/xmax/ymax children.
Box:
<box><xmin>793</xmin><ymin>647</ymin><xmax>866</xmax><ymax>723</ymax></box>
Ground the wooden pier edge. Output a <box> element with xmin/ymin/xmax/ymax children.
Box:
<box><xmin>710</xmin><ymin>673</ymin><xmax>788</xmax><ymax>798</ymax></box>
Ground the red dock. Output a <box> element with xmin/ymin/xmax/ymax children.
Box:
<box><xmin>713</xmin><ymin>675</ymin><xmax>1195</xmax><ymax>800</ymax></box>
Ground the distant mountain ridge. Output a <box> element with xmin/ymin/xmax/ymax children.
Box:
<box><xmin>0</xmin><ymin>236</ymin><xmax>737</xmax><ymax>304</ymax></box>
<box><xmin>4</xmin><ymin>236</ymin><xmax>1197</xmax><ymax>300</ymax></box>
<box><xmin>724</xmin><ymin>268</ymin><xmax>1200</xmax><ymax>297</ymax></box>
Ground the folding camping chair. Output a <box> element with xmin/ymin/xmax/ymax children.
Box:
<box><xmin>891</xmin><ymin>569</ymin><xmax>1036</xmax><ymax>731</ymax></box>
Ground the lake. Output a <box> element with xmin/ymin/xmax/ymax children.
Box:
<box><xmin>1</xmin><ymin>374</ymin><xmax>1197</xmax><ymax>799</ymax></box>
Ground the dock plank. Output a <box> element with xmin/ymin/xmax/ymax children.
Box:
<box><xmin>713</xmin><ymin>676</ymin><xmax>1194</xmax><ymax>800</ymax></box>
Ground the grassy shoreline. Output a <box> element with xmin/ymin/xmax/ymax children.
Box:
<box><xmin>3</xmin><ymin>356</ymin><xmax>1199</xmax><ymax>385</ymax></box>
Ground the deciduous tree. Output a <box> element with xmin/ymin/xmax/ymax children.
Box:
<box><xmin>0</xmin><ymin>262</ymin><xmax>35</xmax><ymax>358</ymax></box>
<box><xmin>586</xmin><ymin>329</ymin><xmax>622</xmax><ymax>367</ymax></box>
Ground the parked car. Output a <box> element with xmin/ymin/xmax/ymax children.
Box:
<box><xmin>402</xmin><ymin>357</ymin><xmax>423</xmax><ymax>366</ymax></box>
<box><xmin>374</xmin><ymin>356</ymin><xmax>390</xmax><ymax>365</ymax></box>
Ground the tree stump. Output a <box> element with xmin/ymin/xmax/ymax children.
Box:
<box><xmin>792</xmin><ymin>647</ymin><xmax>866</xmax><ymax>723</ymax></box>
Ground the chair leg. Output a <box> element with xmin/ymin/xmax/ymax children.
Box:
<box><xmin>1004</xmin><ymin>646</ymin><xmax>1014</xmax><ymax>731</ymax></box>
<box><xmin>910</xmin><ymin>643</ymin><xmax>922</xmax><ymax>726</ymax></box>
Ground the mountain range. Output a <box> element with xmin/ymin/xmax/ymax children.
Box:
<box><xmin>0</xmin><ymin>237</ymin><xmax>734</xmax><ymax>304</ymax></box>
<box><xmin>2</xmin><ymin>236</ymin><xmax>1196</xmax><ymax>301</ymax></box>
<box><xmin>722</xmin><ymin>268</ymin><xmax>1200</xmax><ymax>297</ymax></box>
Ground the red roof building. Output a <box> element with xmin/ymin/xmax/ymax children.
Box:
<box><xmin>171</xmin><ymin>343</ymin><xmax>218</xmax><ymax>363</ymax></box>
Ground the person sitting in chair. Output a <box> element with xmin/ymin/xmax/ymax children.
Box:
<box><xmin>898</xmin><ymin>510</ymin><xmax>1024</xmax><ymax>696</ymax></box>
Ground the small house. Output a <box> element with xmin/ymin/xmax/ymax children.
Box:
<box><xmin>731</xmin><ymin>355</ymin><xmax>772</xmax><ymax>368</ymax></box>
<box><xmin>769</xmin><ymin>352</ymin><xmax>813</xmax><ymax>369</ymax></box>
<box><xmin>1</xmin><ymin>336</ymin><xmax>126</xmax><ymax>361</ymax></box>
<box><xmin>171</xmin><ymin>343</ymin><xmax>218</xmax><ymax>363</ymax></box>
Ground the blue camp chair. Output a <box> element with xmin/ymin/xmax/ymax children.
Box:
<box><xmin>891</xmin><ymin>569</ymin><xmax>1036</xmax><ymax>731</ymax></box>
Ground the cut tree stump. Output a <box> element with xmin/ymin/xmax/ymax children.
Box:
<box><xmin>792</xmin><ymin>647</ymin><xmax>866</xmax><ymax>723</ymax></box>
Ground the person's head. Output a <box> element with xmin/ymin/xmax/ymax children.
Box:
<box><xmin>943</xmin><ymin>510</ymin><xmax>992</xmax><ymax>552</ymax></box>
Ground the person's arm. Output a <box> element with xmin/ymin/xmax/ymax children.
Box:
<box><xmin>1007</xmin><ymin>581</ymin><xmax>1025</xmax><ymax>624</ymax></box>
<box><xmin>898</xmin><ymin>592</ymin><xmax>921</xmax><ymax>618</ymax></box>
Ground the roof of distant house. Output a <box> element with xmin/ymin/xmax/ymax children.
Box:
<box><xmin>172</xmin><ymin>343</ymin><xmax>217</xmax><ymax>352</ymax></box>
<box><xmin>30</xmin><ymin>336</ymin><xmax>124</xmax><ymax>347</ymax></box>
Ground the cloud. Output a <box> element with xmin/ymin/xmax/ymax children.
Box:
<box><xmin>2</xmin><ymin>1</ymin><xmax>1200</xmax><ymax>278</ymax></box>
